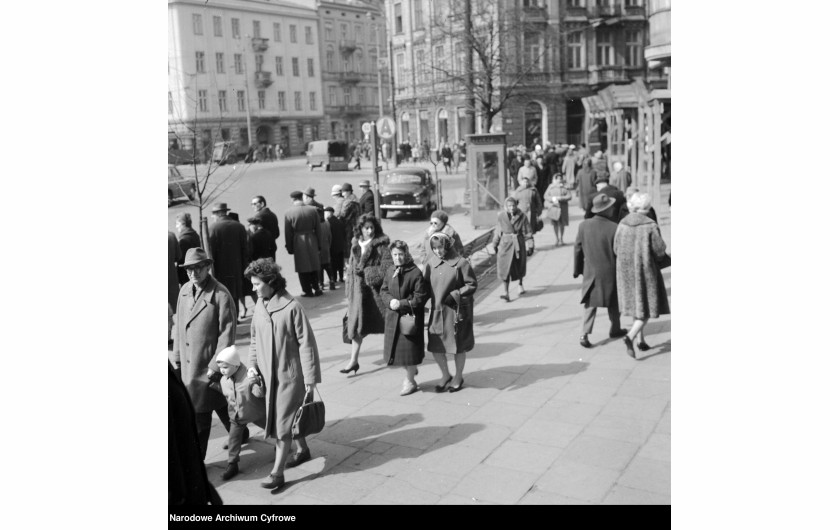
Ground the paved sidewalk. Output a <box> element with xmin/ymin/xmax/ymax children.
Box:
<box><xmin>203</xmin><ymin>176</ymin><xmax>672</xmax><ymax>505</ymax></box>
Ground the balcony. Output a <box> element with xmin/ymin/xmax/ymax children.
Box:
<box><xmin>588</xmin><ymin>65</ymin><xmax>627</xmax><ymax>86</ymax></box>
<box><xmin>339</xmin><ymin>104</ymin><xmax>363</xmax><ymax>116</ymax></box>
<box><xmin>623</xmin><ymin>5</ymin><xmax>646</xmax><ymax>18</ymax></box>
<box><xmin>522</xmin><ymin>5</ymin><xmax>548</xmax><ymax>24</ymax></box>
<box><xmin>338</xmin><ymin>71</ymin><xmax>362</xmax><ymax>85</ymax></box>
<box><xmin>339</xmin><ymin>39</ymin><xmax>357</xmax><ymax>55</ymax></box>
<box><xmin>255</xmin><ymin>71</ymin><xmax>273</xmax><ymax>88</ymax></box>
<box><xmin>564</xmin><ymin>6</ymin><xmax>588</xmax><ymax>18</ymax></box>
<box><xmin>590</xmin><ymin>5</ymin><xmax>621</xmax><ymax>18</ymax></box>
<box><xmin>251</xmin><ymin>37</ymin><xmax>269</xmax><ymax>52</ymax></box>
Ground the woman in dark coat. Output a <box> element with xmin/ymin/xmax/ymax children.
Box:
<box><xmin>424</xmin><ymin>232</ymin><xmax>477</xmax><ymax>393</ymax></box>
<box><xmin>341</xmin><ymin>214</ymin><xmax>393</xmax><ymax>374</ymax></box>
<box><xmin>492</xmin><ymin>196</ymin><xmax>534</xmax><ymax>301</ymax></box>
<box><xmin>613</xmin><ymin>192</ymin><xmax>671</xmax><ymax>359</ymax></box>
<box><xmin>245</xmin><ymin>259</ymin><xmax>321</xmax><ymax>490</ymax></box>
<box><xmin>514</xmin><ymin>174</ymin><xmax>543</xmax><ymax>234</ymax></box>
<box><xmin>577</xmin><ymin>158</ymin><xmax>597</xmax><ymax>210</ymax></box>
<box><xmin>380</xmin><ymin>240</ymin><xmax>428</xmax><ymax>396</ymax></box>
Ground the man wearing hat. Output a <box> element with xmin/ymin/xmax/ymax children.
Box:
<box><xmin>175</xmin><ymin>212</ymin><xmax>201</xmax><ymax>286</ymax></box>
<box><xmin>170</xmin><ymin>248</ymin><xmax>237</xmax><ymax>459</ymax></box>
<box><xmin>573</xmin><ymin>194</ymin><xmax>626</xmax><ymax>349</ymax></box>
<box><xmin>357</xmin><ymin>179</ymin><xmax>375</xmax><ymax>216</ymax></box>
<box><xmin>209</xmin><ymin>203</ymin><xmax>250</xmax><ymax>318</ymax></box>
<box><xmin>337</xmin><ymin>183</ymin><xmax>361</xmax><ymax>263</ymax></box>
<box><xmin>584</xmin><ymin>174</ymin><xmax>626</xmax><ymax>223</ymax></box>
<box><xmin>251</xmin><ymin>195</ymin><xmax>280</xmax><ymax>242</ymax></box>
<box><xmin>284</xmin><ymin>191</ymin><xmax>323</xmax><ymax>297</ymax></box>
<box><xmin>302</xmin><ymin>187</ymin><xmax>324</xmax><ymax>219</ymax></box>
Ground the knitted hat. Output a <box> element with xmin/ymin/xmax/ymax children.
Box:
<box><xmin>216</xmin><ymin>345</ymin><xmax>240</xmax><ymax>367</ymax></box>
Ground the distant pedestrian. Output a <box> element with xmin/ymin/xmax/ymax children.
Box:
<box><xmin>337</xmin><ymin>183</ymin><xmax>361</xmax><ymax>264</ymax></box>
<box><xmin>562</xmin><ymin>146</ymin><xmax>577</xmax><ymax>195</ymax></box>
<box><xmin>303</xmin><ymin>187</ymin><xmax>325</xmax><ymax>219</ymax></box>
<box><xmin>514</xmin><ymin>174</ymin><xmax>543</xmax><ymax>234</ymax></box>
<box><xmin>452</xmin><ymin>143</ymin><xmax>461</xmax><ymax>172</ymax></box>
<box><xmin>251</xmin><ymin>195</ymin><xmax>281</xmax><ymax>243</ymax></box>
<box><xmin>209</xmin><ymin>203</ymin><xmax>250</xmax><ymax>319</ymax></box>
<box><xmin>424</xmin><ymin>232</ymin><xmax>476</xmax><ymax>393</ymax></box>
<box><xmin>577</xmin><ymin>158</ymin><xmax>597</xmax><ymax>210</ymax></box>
<box><xmin>516</xmin><ymin>158</ymin><xmax>537</xmax><ymax>188</ymax></box>
<box><xmin>284</xmin><ymin>191</ymin><xmax>323</xmax><ymax>297</ymax></box>
<box><xmin>325</xmin><ymin>206</ymin><xmax>344</xmax><ymax>288</ymax></box>
<box><xmin>573</xmin><ymin>193</ymin><xmax>626</xmax><ymax>349</ymax></box>
<box><xmin>175</xmin><ymin>212</ymin><xmax>201</xmax><ymax>286</ymax></box>
<box><xmin>380</xmin><ymin>240</ymin><xmax>429</xmax><ymax>396</ymax></box>
<box><xmin>544</xmin><ymin>173</ymin><xmax>572</xmax><ymax>246</ymax></box>
<box><xmin>614</xmin><ymin>192</ymin><xmax>671</xmax><ymax>359</ymax></box>
<box><xmin>440</xmin><ymin>143</ymin><xmax>453</xmax><ymax>174</ymax></box>
<box><xmin>493</xmin><ymin>196</ymin><xmax>533</xmax><ymax>302</ymax></box>
<box><xmin>353</xmin><ymin>146</ymin><xmax>362</xmax><ymax>170</ymax></box>
<box><xmin>358</xmin><ymin>180</ymin><xmax>375</xmax><ymax>216</ymax></box>
<box><xmin>609</xmin><ymin>161</ymin><xmax>632</xmax><ymax>193</ymax></box>
<box><xmin>317</xmin><ymin>206</ymin><xmax>332</xmax><ymax>290</ymax></box>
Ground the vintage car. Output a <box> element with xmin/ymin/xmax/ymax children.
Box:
<box><xmin>168</xmin><ymin>164</ymin><xmax>196</xmax><ymax>206</ymax></box>
<box><xmin>378</xmin><ymin>167</ymin><xmax>438</xmax><ymax>218</ymax></box>
<box><xmin>306</xmin><ymin>140</ymin><xmax>350</xmax><ymax>171</ymax></box>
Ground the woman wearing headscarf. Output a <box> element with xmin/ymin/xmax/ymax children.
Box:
<box><xmin>341</xmin><ymin>214</ymin><xmax>393</xmax><ymax>374</ymax></box>
<box><xmin>244</xmin><ymin>259</ymin><xmax>321</xmax><ymax>490</ymax></box>
<box><xmin>613</xmin><ymin>192</ymin><xmax>671</xmax><ymax>359</ymax></box>
<box><xmin>424</xmin><ymin>232</ymin><xmax>477</xmax><ymax>393</ymax></box>
<box><xmin>514</xmin><ymin>174</ymin><xmax>543</xmax><ymax>234</ymax></box>
<box><xmin>418</xmin><ymin>210</ymin><xmax>464</xmax><ymax>270</ymax></box>
<box><xmin>543</xmin><ymin>173</ymin><xmax>572</xmax><ymax>246</ymax></box>
<box><xmin>492</xmin><ymin>196</ymin><xmax>534</xmax><ymax>302</ymax></box>
<box><xmin>380</xmin><ymin>240</ymin><xmax>429</xmax><ymax>396</ymax></box>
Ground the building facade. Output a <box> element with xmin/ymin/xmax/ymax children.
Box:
<box><xmin>316</xmin><ymin>0</ymin><xmax>390</xmax><ymax>143</ymax></box>
<box><xmin>168</xmin><ymin>0</ymin><xmax>325</xmax><ymax>159</ymax></box>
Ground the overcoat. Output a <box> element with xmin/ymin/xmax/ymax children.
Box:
<box><xmin>424</xmin><ymin>251</ymin><xmax>477</xmax><ymax>354</ymax></box>
<box><xmin>177</xmin><ymin>227</ymin><xmax>201</xmax><ymax>285</ymax></box>
<box><xmin>610</xmin><ymin>169</ymin><xmax>632</xmax><ymax>193</ymax></box>
<box><xmin>318</xmin><ymin>220</ymin><xmax>332</xmax><ymax>265</ymax></box>
<box><xmin>380</xmin><ymin>262</ymin><xmax>428</xmax><ymax>366</ymax></box>
<box><xmin>209</xmin><ymin>215</ymin><xmax>249</xmax><ymax>301</ymax></box>
<box><xmin>543</xmin><ymin>182</ymin><xmax>571</xmax><ymax>227</ymax></box>
<box><xmin>254</xmin><ymin>207</ymin><xmax>280</xmax><ymax>241</ymax></box>
<box><xmin>327</xmin><ymin>216</ymin><xmax>345</xmax><ymax>259</ymax></box>
<box><xmin>573</xmin><ymin>214</ymin><xmax>619</xmax><ymax>308</ymax></box>
<box><xmin>338</xmin><ymin>194</ymin><xmax>361</xmax><ymax>256</ymax></box>
<box><xmin>585</xmin><ymin>184</ymin><xmax>626</xmax><ymax>223</ymax></box>
<box><xmin>169</xmin><ymin>231</ymin><xmax>182</xmax><ymax>312</ymax></box>
<box><xmin>170</xmin><ymin>276</ymin><xmax>236</xmax><ymax>413</ymax></box>
<box><xmin>577</xmin><ymin>167</ymin><xmax>597</xmax><ymax>209</ymax></box>
<box><xmin>562</xmin><ymin>154</ymin><xmax>577</xmax><ymax>188</ymax></box>
<box><xmin>220</xmin><ymin>364</ymin><xmax>267</xmax><ymax>427</ymax></box>
<box><xmin>248</xmin><ymin>227</ymin><xmax>277</xmax><ymax>261</ymax></box>
<box><xmin>514</xmin><ymin>184</ymin><xmax>543</xmax><ymax>233</ymax></box>
<box><xmin>614</xmin><ymin>213</ymin><xmax>671</xmax><ymax>319</ymax></box>
<box><xmin>492</xmin><ymin>210</ymin><xmax>533</xmax><ymax>282</ymax></box>
<box><xmin>345</xmin><ymin>234</ymin><xmax>393</xmax><ymax>340</ymax></box>
<box><xmin>284</xmin><ymin>203</ymin><xmax>322</xmax><ymax>273</ymax></box>
<box><xmin>249</xmin><ymin>290</ymin><xmax>321</xmax><ymax>441</ymax></box>
<box><xmin>359</xmin><ymin>189</ymin><xmax>375</xmax><ymax>216</ymax></box>
<box><xmin>418</xmin><ymin>224</ymin><xmax>464</xmax><ymax>269</ymax></box>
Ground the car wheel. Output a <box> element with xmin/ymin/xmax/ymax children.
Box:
<box><xmin>380</xmin><ymin>208</ymin><xmax>388</xmax><ymax>219</ymax></box>
<box><xmin>325</xmin><ymin>164</ymin><xmax>330</xmax><ymax>171</ymax></box>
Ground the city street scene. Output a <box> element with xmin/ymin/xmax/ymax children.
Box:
<box><xmin>168</xmin><ymin>0</ymin><xmax>671</xmax><ymax>508</ymax></box>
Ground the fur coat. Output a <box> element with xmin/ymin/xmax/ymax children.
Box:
<box><xmin>614</xmin><ymin>212</ymin><xmax>671</xmax><ymax>319</ymax></box>
<box><xmin>345</xmin><ymin>234</ymin><xmax>393</xmax><ymax>340</ymax></box>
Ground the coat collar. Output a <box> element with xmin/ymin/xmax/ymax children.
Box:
<box><xmin>264</xmin><ymin>289</ymin><xmax>295</xmax><ymax>313</ymax></box>
<box><xmin>183</xmin><ymin>276</ymin><xmax>219</xmax><ymax>324</ymax></box>
<box><xmin>431</xmin><ymin>252</ymin><xmax>462</xmax><ymax>268</ymax></box>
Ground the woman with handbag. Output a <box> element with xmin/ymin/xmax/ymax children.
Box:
<box><xmin>244</xmin><ymin>258</ymin><xmax>322</xmax><ymax>490</ymax></box>
<box><xmin>424</xmin><ymin>232</ymin><xmax>477</xmax><ymax>393</ymax></box>
<box><xmin>341</xmin><ymin>214</ymin><xmax>393</xmax><ymax>375</ymax></box>
<box><xmin>613</xmin><ymin>192</ymin><xmax>671</xmax><ymax>359</ymax></box>
<box><xmin>380</xmin><ymin>240</ymin><xmax>429</xmax><ymax>396</ymax></box>
<box><xmin>493</xmin><ymin>196</ymin><xmax>534</xmax><ymax>302</ymax></box>
<box><xmin>543</xmin><ymin>173</ymin><xmax>572</xmax><ymax>246</ymax></box>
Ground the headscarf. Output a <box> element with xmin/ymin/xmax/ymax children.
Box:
<box><xmin>429</xmin><ymin>232</ymin><xmax>454</xmax><ymax>252</ymax></box>
<box><xmin>390</xmin><ymin>240</ymin><xmax>415</xmax><ymax>277</ymax></box>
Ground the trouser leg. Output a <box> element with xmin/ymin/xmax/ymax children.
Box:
<box><xmin>299</xmin><ymin>273</ymin><xmax>312</xmax><ymax>295</ymax></box>
<box><xmin>227</xmin><ymin>422</ymin><xmax>245</xmax><ymax>464</ymax></box>
<box><xmin>581</xmin><ymin>306</ymin><xmax>597</xmax><ymax>335</ymax></box>
<box><xmin>607</xmin><ymin>298</ymin><xmax>622</xmax><ymax>335</ymax></box>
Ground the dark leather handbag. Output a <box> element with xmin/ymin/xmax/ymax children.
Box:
<box><xmin>656</xmin><ymin>252</ymin><xmax>671</xmax><ymax>269</ymax></box>
<box><xmin>292</xmin><ymin>388</ymin><xmax>325</xmax><ymax>439</ymax></box>
<box><xmin>342</xmin><ymin>313</ymin><xmax>352</xmax><ymax>344</ymax></box>
<box><xmin>399</xmin><ymin>304</ymin><xmax>417</xmax><ymax>335</ymax></box>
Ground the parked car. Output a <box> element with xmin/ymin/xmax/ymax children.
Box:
<box><xmin>306</xmin><ymin>140</ymin><xmax>350</xmax><ymax>171</ymax></box>
<box><xmin>378</xmin><ymin>167</ymin><xmax>438</xmax><ymax>218</ymax></box>
<box><xmin>168</xmin><ymin>164</ymin><xmax>196</xmax><ymax>207</ymax></box>
<box><xmin>212</xmin><ymin>141</ymin><xmax>249</xmax><ymax>165</ymax></box>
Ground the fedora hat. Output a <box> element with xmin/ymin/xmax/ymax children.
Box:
<box><xmin>358</xmin><ymin>179</ymin><xmax>371</xmax><ymax>187</ymax></box>
<box><xmin>590</xmin><ymin>193</ymin><xmax>616</xmax><ymax>214</ymax></box>
<box><xmin>211</xmin><ymin>202</ymin><xmax>230</xmax><ymax>213</ymax></box>
<box><xmin>180</xmin><ymin>247</ymin><xmax>214</xmax><ymax>268</ymax></box>
<box><xmin>304</xmin><ymin>187</ymin><xmax>316</xmax><ymax>197</ymax></box>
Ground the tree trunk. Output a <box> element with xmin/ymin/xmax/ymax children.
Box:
<box><xmin>464</xmin><ymin>0</ymin><xmax>475</xmax><ymax>136</ymax></box>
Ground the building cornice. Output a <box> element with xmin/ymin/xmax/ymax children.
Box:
<box><xmin>169</xmin><ymin>0</ymin><xmax>319</xmax><ymax>20</ymax></box>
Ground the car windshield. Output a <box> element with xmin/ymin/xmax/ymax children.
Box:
<box><xmin>385</xmin><ymin>173</ymin><xmax>424</xmax><ymax>185</ymax></box>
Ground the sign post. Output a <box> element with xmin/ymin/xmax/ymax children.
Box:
<box><xmin>370</xmin><ymin>121</ymin><xmax>382</xmax><ymax>222</ymax></box>
<box><xmin>376</xmin><ymin>117</ymin><xmax>395</xmax><ymax>171</ymax></box>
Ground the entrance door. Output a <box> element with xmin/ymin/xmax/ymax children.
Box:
<box><xmin>524</xmin><ymin>102</ymin><xmax>543</xmax><ymax>150</ymax></box>
<box><xmin>437</xmin><ymin>109</ymin><xmax>449</xmax><ymax>144</ymax></box>
<box><xmin>256</xmin><ymin>125</ymin><xmax>273</xmax><ymax>145</ymax></box>
<box><xmin>566</xmin><ymin>98</ymin><xmax>585</xmax><ymax>145</ymax></box>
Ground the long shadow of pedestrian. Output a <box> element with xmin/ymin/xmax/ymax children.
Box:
<box><xmin>465</xmin><ymin>342</ymin><xmax>525</xmax><ymax>359</ymax></box>
<box><xmin>474</xmin><ymin>306</ymin><xmax>546</xmax><ymax>324</ymax></box>
<box><xmin>527</xmin><ymin>282</ymin><xmax>580</xmax><ymax>296</ymax></box>
<box><xmin>466</xmin><ymin>361</ymin><xmax>589</xmax><ymax>391</ymax></box>
<box><xmin>638</xmin><ymin>339</ymin><xmax>671</xmax><ymax>361</ymax></box>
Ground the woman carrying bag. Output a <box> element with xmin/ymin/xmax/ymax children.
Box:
<box><xmin>544</xmin><ymin>173</ymin><xmax>572</xmax><ymax>246</ymax></box>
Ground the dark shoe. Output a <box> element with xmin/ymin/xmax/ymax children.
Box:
<box><xmin>579</xmin><ymin>335</ymin><xmax>592</xmax><ymax>348</ymax></box>
<box><xmin>609</xmin><ymin>329</ymin><xmax>628</xmax><ymax>338</ymax></box>
<box><xmin>638</xmin><ymin>341</ymin><xmax>651</xmax><ymax>351</ymax></box>
<box><xmin>285</xmin><ymin>449</ymin><xmax>311</xmax><ymax>468</ymax></box>
<box><xmin>448</xmin><ymin>379</ymin><xmax>465</xmax><ymax>393</ymax></box>
<box><xmin>339</xmin><ymin>362</ymin><xmax>359</xmax><ymax>375</ymax></box>
<box><xmin>623</xmin><ymin>336</ymin><xmax>636</xmax><ymax>359</ymax></box>
<box><xmin>500</xmin><ymin>294</ymin><xmax>510</xmax><ymax>302</ymax></box>
<box><xmin>434</xmin><ymin>375</ymin><xmax>453</xmax><ymax>393</ymax></box>
<box><xmin>314</xmin><ymin>289</ymin><xmax>324</xmax><ymax>297</ymax></box>
<box><xmin>260</xmin><ymin>473</ymin><xmax>285</xmax><ymax>489</ymax></box>
<box><xmin>329</xmin><ymin>282</ymin><xmax>336</xmax><ymax>290</ymax></box>
<box><xmin>222</xmin><ymin>462</ymin><xmax>239</xmax><ymax>481</ymax></box>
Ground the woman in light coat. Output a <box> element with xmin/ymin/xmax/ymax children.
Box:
<box><xmin>245</xmin><ymin>258</ymin><xmax>321</xmax><ymax>490</ymax></box>
<box><xmin>514</xmin><ymin>175</ymin><xmax>543</xmax><ymax>234</ymax></box>
<box><xmin>613</xmin><ymin>192</ymin><xmax>671</xmax><ymax>359</ymax></box>
<box><xmin>424</xmin><ymin>232</ymin><xmax>477</xmax><ymax>393</ymax></box>
<box><xmin>543</xmin><ymin>173</ymin><xmax>572</xmax><ymax>246</ymax></box>
<box><xmin>493</xmin><ymin>196</ymin><xmax>534</xmax><ymax>301</ymax></box>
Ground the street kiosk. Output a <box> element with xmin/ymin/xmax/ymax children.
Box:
<box><xmin>466</xmin><ymin>133</ymin><xmax>507</xmax><ymax>228</ymax></box>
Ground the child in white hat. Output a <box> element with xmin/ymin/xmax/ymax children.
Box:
<box><xmin>216</xmin><ymin>345</ymin><xmax>266</xmax><ymax>481</ymax></box>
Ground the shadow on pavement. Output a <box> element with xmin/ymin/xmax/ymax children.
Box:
<box><xmin>643</xmin><ymin>319</ymin><xmax>671</xmax><ymax>336</ymax></box>
<box><xmin>466</xmin><ymin>342</ymin><xmax>525</xmax><ymax>359</ymax></box>
<box><xmin>474</xmin><ymin>305</ymin><xmax>547</xmax><ymax>323</ymax></box>
<box><xmin>468</xmin><ymin>361</ymin><xmax>590</xmax><ymax>391</ymax></box>
<box><xmin>525</xmin><ymin>282</ymin><xmax>580</xmax><ymax>296</ymax></box>
<box><xmin>638</xmin><ymin>340</ymin><xmax>671</xmax><ymax>361</ymax></box>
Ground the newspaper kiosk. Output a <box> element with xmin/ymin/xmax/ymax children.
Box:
<box><xmin>466</xmin><ymin>133</ymin><xmax>507</xmax><ymax>228</ymax></box>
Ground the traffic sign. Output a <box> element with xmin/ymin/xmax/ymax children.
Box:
<box><xmin>374</xmin><ymin>166</ymin><xmax>382</xmax><ymax>172</ymax></box>
<box><xmin>361</xmin><ymin>122</ymin><xmax>372</xmax><ymax>134</ymax></box>
<box><xmin>376</xmin><ymin>117</ymin><xmax>395</xmax><ymax>139</ymax></box>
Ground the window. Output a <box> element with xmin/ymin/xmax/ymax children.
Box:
<box><xmin>221</xmin><ymin>128</ymin><xmax>230</xmax><ymax>140</ymax></box>
<box><xmin>290</xmin><ymin>25</ymin><xmax>297</xmax><ymax>43</ymax></box>
<box><xmin>355</xmin><ymin>24</ymin><xmax>362</xmax><ymax>41</ymax></box>
<box><xmin>369</xmin><ymin>49</ymin><xmax>378</xmax><ymax>73</ymax></box>
<box><xmin>370</xmin><ymin>23</ymin><xmax>377</xmax><ymax>43</ymax></box>
<box><xmin>343</xmin><ymin>87</ymin><xmax>351</xmax><ymax>105</ymax></box>
<box><xmin>395</xmin><ymin>52</ymin><xmax>405</xmax><ymax>85</ymax></box>
<box><xmin>329</xmin><ymin>86</ymin><xmax>336</xmax><ymax>106</ymax></box>
<box><xmin>567</xmin><ymin>0</ymin><xmax>583</xmax><ymax>6</ymax></box>
<box><xmin>234</xmin><ymin>54</ymin><xmax>243</xmax><ymax>74</ymax></box>
<box><xmin>307</xmin><ymin>58</ymin><xmax>315</xmax><ymax>77</ymax></box>
<box><xmin>213</xmin><ymin>16</ymin><xmax>222</xmax><ymax>37</ymax></box>
<box><xmin>359</xmin><ymin>87</ymin><xmax>366</xmax><ymax>105</ymax></box>
<box><xmin>195</xmin><ymin>51</ymin><xmax>205</xmax><ymax>73</ymax></box>
<box><xmin>525</xmin><ymin>34</ymin><xmax>543</xmax><ymax>70</ymax></box>
<box><xmin>258</xmin><ymin>90</ymin><xmax>265</xmax><ymax>110</ymax></box>
<box><xmin>292</xmin><ymin>57</ymin><xmax>299</xmax><ymax>76</ymax></box>
<box><xmin>309</xmin><ymin>91</ymin><xmax>317</xmax><ymax>110</ymax></box>
<box><xmin>626</xmin><ymin>29</ymin><xmax>641</xmax><ymax>67</ymax></box>
<box><xmin>294</xmin><ymin>91</ymin><xmax>302</xmax><ymax>111</ymax></box>
<box><xmin>274</xmin><ymin>22</ymin><xmax>281</xmax><ymax>42</ymax></box>
<box><xmin>255</xmin><ymin>54</ymin><xmax>264</xmax><ymax>72</ymax></box>
<box><xmin>198</xmin><ymin>90</ymin><xmax>208</xmax><ymax>112</ymax></box>
<box><xmin>232</xmin><ymin>18</ymin><xmax>240</xmax><ymax>39</ymax></box>
<box><xmin>326</xmin><ymin>47</ymin><xmax>335</xmax><ymax>71</ymax></box>
<box><xmin>192</xmin><ymin>14</ymin><xmax>203</xmax><ymax>35</ymax></box>
<box><xmin>305</xmin><ymin>26</ymin><xmax>313</xmax><ymax>44</ymax></box>
<box><xmin>624</xmin><ymin>0</ymin><xmax>640</xmax><ymax>5</ymax></box>
<box><xmin>218</xmin><ymin>90</ymin><xmax>227</xmax><ymax>112</ymax></box>
<box><xmin>394</xmin><ymin>3</ymin><xmax>403</xmax><ymax>33</ymax></box>
<box><xmin>567</xmin><ymin>32</ymin><xmax>583</xmax><ymax>69</ymax></box>
<box><xmin>253</xmin><ymin>20</ymin><xmax>261</xmax><ymax>38</ymax></box>
<box><xmin>340</xmin><ymin>23</ymin><xmax>348</xmax><ymax>41</ymax></box>
<box><xmin>168</xmin><ymin>91</ymin><xmax>173</xmax><ymax>114</ymax></box>
<box><xmin>434</xmin><ymin>45</ymin><xmax>444</xmax><ymax>80</ymax></box>
<box><xmin>278</xmin><ymin>91</ymin><xmax>287</xmax><ymax>111</ymax></box>
<box><xmin>596</xmin><ymin>31</ymin><xmax>614</xmax><ymax>66</ymax></box>
<box><xmin>325</xmin><ymin>21</ymin><xmax>334</xmax><ymax>41</ymax></box>
<box><xmin>355</xmin><ymin>50</ymin><xmax>364</xmax><ymax>73</ymax></box>
<box><xmin>237</xmin><ymin>90</ymin><xmax>246</xmax><ymax>111</ymax></box>
<box><xmin>415</xmin><ymin>49</ymin><xmax>425</xmax><ymax>82</ymax></box>
<box><xmin>276</xmin><ymin>56</ymin><xmax>284</xmax><ymax>75</ymax></box>
<box><xmin>414</xmin><ymin>2</ymin><xmax>424</xmax><ymax>29</ymax></box>
<box><xmin>215</xmin><ymin>53</ymin><xmax>225</xmax><ymax>73</ymax></box>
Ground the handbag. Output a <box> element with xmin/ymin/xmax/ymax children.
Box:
<box><xmin>342</xmin><ymin>313</ymin><xmax>352</xmax><ymax>344</ymax></box>
<box><xmin>656</xmin><ymin>252</ymin><xmax>671</xmax><ymax>269</ymax></box>
<box><xmin>291</xmin><ymin>387</ymin><xmax>325</xmax><ymax>439</ymax></box>
<box><xmin>399</xmin><ymin>304</ymin><xmax>418</xmax><ymax>335</ymax></box>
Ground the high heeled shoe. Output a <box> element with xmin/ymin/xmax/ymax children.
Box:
<box><xmin>638</xmin><ymin>341</ymin><xmax>651</xmax><ymax>352</ymax></box>
<box><xmin>339</xmin><ymin>362</ymin><xmax>359</xmax><ymax>374</ymax></box>
<box><xmin>260</xmin><ymin>472</ymin><xmax>285</xmax><ymax>489</ymax></box>
<box><xmin>434</xmin><ymin>375</ymin><xmax>453</xmax><ymax>393</ymax></box>
<box><xmin>448</xmin><ymin>379</ymin><xmax>465</xmax><ymax>393</ymax></box>
<box><xmin>623</xmin><ymin>336</ymin><xmax>636</xmax><ymax>359</ymax></box>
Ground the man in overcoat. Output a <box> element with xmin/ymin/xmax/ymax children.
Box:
<box><xmin>170</xmin><ymin>248</ymin><xmax>236</xmax><ymax>460</ymax></box>
<box><xmin>584</xmin><ymin>175</ymin><xmax>626</xmax><ymax>223</ymax></box>
<box><xmin>358</xmin><ymin>180</ymin><xmax>375</xmax><ymax>216</ymax></box>
<box><xmin>175</xmin><ymin>212</ymin><xmax>201</xmax><ymax>286</ymax></box>
<box><xmin>251</xmin><ymin>195</ymin><xmax>280</xmax><ymax>243</ymax></box>
<box><xmin>337</xmin><ymin>183</ymin><xmax>361</xmax><ymax>262</ymax></box>
<box><xmin>573</xmin><ymin>194</ymin><xmax>626</xmax><ymax>348</ymax></box>
<box><xmin>284</xmin><ymin>191</ymin><xmax>323</xmax><ymax>297</ymax></box>
<box><xmin>209</xmin><ymin>202</ymin><xmax>250</xmax><ymax>317</ymax></box>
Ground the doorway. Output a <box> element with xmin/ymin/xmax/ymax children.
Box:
<box><xmin>566</xmin><ymin>98</ymin><xmax>585</xmax><ymax>146</ymax></box>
